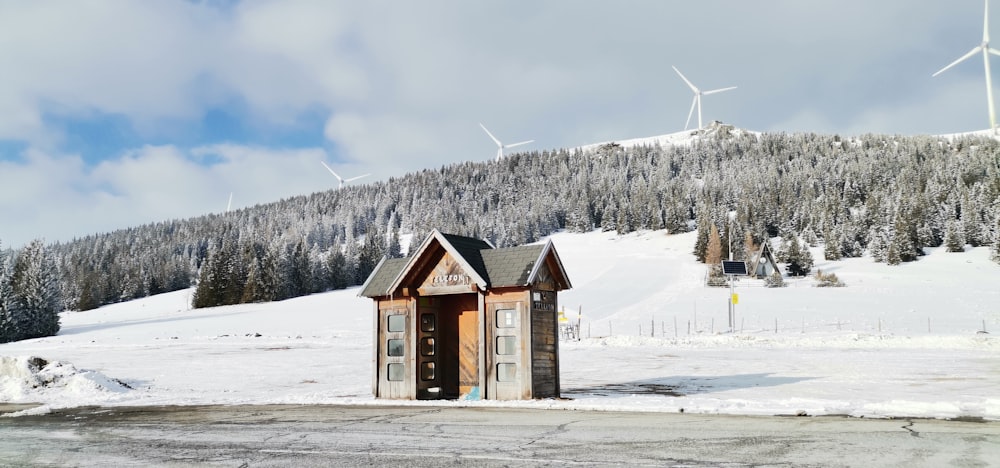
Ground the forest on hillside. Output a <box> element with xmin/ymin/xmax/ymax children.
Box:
<box><xmin>4</xmin><ymin>126</ymin><xmax>1000</xmax><ymax>316</ymax></box>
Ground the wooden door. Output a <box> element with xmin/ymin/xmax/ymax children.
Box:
<box><xmin>457</xmin><ymin>308</ymin><xmax>479</xmax><ymax>396</ymax></box>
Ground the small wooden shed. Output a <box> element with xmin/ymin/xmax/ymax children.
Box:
<box><xmin>749</xmin><ymin>241</ymin><xmax>780</xmax><ymax>278</ymax></box>
<box><xmin>359</xmin><ymin>230</ymin><xmax>572</xmax><ymax>401</ymax></box>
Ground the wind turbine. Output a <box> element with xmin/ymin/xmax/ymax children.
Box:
<box><xmin>933</xmin><ymin>0</ymin><xmax>1000</xmax><ymax>133</ymax></box>
<box><xmin>320</xmin><ymin>161</ymin><xmax>370</xmax><ymax>189</ymax></box>
<box><xmin>479</xmin><ymin>123</ymin><xmax>533</xmax><ymax>161</ymax></box>
<box><xmin>672</xmin><ymin>66</ymin><xmax>737</xmax><ymax>131</ymax></box>
<box><xmin>226</xmin><ymin>192</ymin><xmax>233</xmax><ymax>213</ymax></box>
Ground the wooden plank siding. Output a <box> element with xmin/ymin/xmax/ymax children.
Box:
<box><xmin>484</xmin><ymin>289</ymin><xmax>529</xmax><ymax>400</ymax></box>
<box><xmin>376</xmin><ymin>300</ymin><xmax>414</xmax><ymax>399</ymax></box>
<box><xmin>531</xmin><ymin>290</ymin><xmax>559</xmax><ymax>398</ymax></box>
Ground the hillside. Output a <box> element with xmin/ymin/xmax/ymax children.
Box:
<box><xmin>1</xmin><ymin>229</ymin><xmax>997</xmax><ymax>420</ymax></box>
<box><xmin>32</xmin><ymin>126</ymin><xmax>1000</xmax><ymax>314</ymax></box>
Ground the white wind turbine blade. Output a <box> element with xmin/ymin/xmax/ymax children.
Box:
<box><xmin>479</xmin><ymin>123</ymin><xmax>503</xmax><ymax>147</ymax></box>
<box><xmin>685</xmin><ymin>96</ymin><xmax>698</xmax><ymax>130</ymax></box>
<box><xmin>345</xmin><ymin>173</ymin><xmax>370</xmax><ymax>183</ymax></box>
<box><xmin>933</xmin><ymin>46</ymin><xmax>982</xmax><ymax>76</ymax></box>
<box><xmin>672</xmin><ymin>66</ymin><xmax>699</xmax><ymax>93</ymax></box>
<box><xmin>505</xmin><ymin>140</ymin><xmax>533</xmax><ymax>149</ymax></box>
<box><xmin>984</xmin><ymin>0</ymin><xmax>991</xmax><ymax>43</ymax></box>
<box><xmin>703</xmin><ymin>86</ymin><xmax>738</xmax><ymax>96</ymax></box>
<box><xmin>226</xmin><ymin>192</ymin><xmax>233</xmax><ymax>213</ymax></box>
<box><xmin>320</xmin><ymin>161</ymin><xmax>344</xmax><ymax>183</ymax></box>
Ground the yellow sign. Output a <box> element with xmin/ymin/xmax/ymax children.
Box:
<box><xmin>732</xmin><ymin>293</ymin><xmax>739</xmax><ymax>305</ymax></box>
<box><xmin>558</xmin><ymin>311</ymin><xmax>568</xmax><ymax>323</ymax></box>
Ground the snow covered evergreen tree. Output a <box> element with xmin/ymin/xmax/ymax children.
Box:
<box><xmin>991</xmin><ymin>213</ymin><xmax>1000</xmax><ymax>264</ymax></box>
<box><xmin>356</xmin><ymin>229</ymin><xmax>385</xmax><ymax>284</ymax></box>
<box><xmin>0</xmin><ymin>242</ymin><xmax>14</xmax><ymax>343</ymax></box>
<box><xmin>823</xmin><ymin>227</ymin><xmax>843</xmax><ymax>261</ymax></box>
<box><xmin>944</xmin><ymin>221</ymin><xmax>966</xmax><ymax>253</ymax></box>
<box><xmin>784</xmin><ymin>236</ymin><xmax>813</xmax><ymax>276</ymax></box>
<box><xmin>6</xmin><ymin>240</ymin><xmax>61</xmax><ymax>341</ymax></box>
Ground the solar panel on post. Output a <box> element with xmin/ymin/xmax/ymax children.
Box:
<box><xmin>721</xmin><ymin>261</ymin><xmax>748</xmax><ymax>276</ymax></box>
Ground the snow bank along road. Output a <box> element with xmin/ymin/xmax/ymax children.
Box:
<box><xmin>1</xmin><ymin>405</ymin><xmax>997</xmax><ymax>467</ymax></box>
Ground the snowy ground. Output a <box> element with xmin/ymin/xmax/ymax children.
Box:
<box><xmin>1</xmin><ymin>229</ymin><xmax>998</xmax><ymax>421</ymax></box>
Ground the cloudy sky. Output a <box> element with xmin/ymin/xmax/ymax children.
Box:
<box><xmin>0</xmin><ymin>1</ymin><xmax>994</xmax><ymax>248</ymax></box>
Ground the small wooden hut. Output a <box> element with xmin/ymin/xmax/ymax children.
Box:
<box><xmin>749</xmin><ymin>241</ymin><xmax>781</xmax><ymax>278</ymax></box>
<box><xmin>359</xmin><ymin>230</ymin><xmax>572</xmax><ymax>401</ymax></box>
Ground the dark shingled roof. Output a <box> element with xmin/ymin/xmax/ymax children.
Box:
<box><xmin>359</xmin><ymin>257</ymin><xmax>409</xmax><ymax>298</ymax></box>
<box><xmin>439</xmin><ymin>233</ymin><xmax>492</xmax><ymax>283</ymax></box>
<box><xmin>481</xmin><ymin>245</ymin><xmax>545</xmax><ymax>288</ymax></box>
<box><xmin>361</xmin><ymin>231</ymin><xmax>570</xmax><ymax>297</ymax></box>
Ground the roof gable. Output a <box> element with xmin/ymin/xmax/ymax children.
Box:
<box><xmin>385</xmin><ymin>230</ymin><xmax>491</xmax><ymax>295</ymax></box>
<box><xmin>360</xmin><ymin>231</ymin><xmax>572</xmax><ymax>297</ymax></box>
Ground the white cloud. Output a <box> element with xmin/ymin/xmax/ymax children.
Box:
<box><xmin>0</xmin><ymin>1</ymin><xmax>996</xmax><ymax>246</ymax></box>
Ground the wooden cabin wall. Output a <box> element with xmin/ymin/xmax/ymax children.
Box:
<box><xmin>529</xmin><ymin>261</ymin><xmax>561</xmax><ymax>398</ymax></box>
<box><xmin>484</xmin><ymin>289</ymin><xmax>531</xmax><ymax>400</ymax></box>
<box><xmin>530</xmin><ymin>289</ymin><xmax>559</xmax><ymax>398</ymax></box>
<box><xmin>375</xmin><ymin>298</ymin><xmax>414</xmax><ymax>399</ymax></box>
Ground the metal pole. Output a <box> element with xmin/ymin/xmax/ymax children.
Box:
<box><xmin>727</xmin><ymin>216</ymin><xmax>734</xmax><ymax>332</ymax></box>
<box><xmin>728</xmin><ymin>274</ymin><xmax>734</xmax><ymax>332</ymax></box>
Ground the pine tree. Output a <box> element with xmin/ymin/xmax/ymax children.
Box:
<box><xmin>693</xmin><ymin>214</ymin><xmax>711</xmax><ymax>262</ymax></box>
<box><xmin>240</xmin><ymin>243</ymin><xmax>279</xmax><ymax>304</ymax></box>
<box><xmin>890</xmin><ymin>209</ymin><xmax>919</xmax><ymax>262</ymax></box>
<box><xmin>823</xmin><ymin>227</ymin><xmax>843</xmax><ymax>261</ymax></box>
<box><xmin>357</xmin><ymin>229</ymin><xmax>385</xmax><ymax>284</ymax></box>
<box><xmin>705</xmin><ymin>224</ymin><xmax>723</xmax><ymax>265</ymax></box>
<box><xmin>868</xmin><ymin>227</ymin><xmax>890</xmax><ymax>262</ymax></box>
<box><xmin>0</xmin><ymin>243</ymin><xmax>14</xmax><ymax>343</ymax></box>
<box><xmin>192</xmin><ymin>244</ymin><xmax>222</xmax><ymax>309</ymax></box>
<box><xmin>886</xmin><ymin>235</ymin><xmax>902</xmax><ymax>265</ymax></box>
<box><xmin>784</xmin><ymin>236</ymin><xmax>813</xmax><ymax>276</ymax></box>
<box><xmin>386</xmin><ymin>228</ymin><xmax>403</xmax><ymax>259</ymax></box>
<box><xmin>7</xmin><ymin>240</ymin><xmax>61</xmax><ymax>341</ymax></box>
<box><xmin>944</xmin><ymin>220</ymin><xmax>965</xmax><ymax>253</ymax></box>
<box><xmin>327</xmin><ymin>248</ymin><xmax>349</xmax><ymax>290</ymax></box>
<box><xmin>991</xmin><ymin>213</ymin><xmax>1000</xmax><ymax>264</ymax></box>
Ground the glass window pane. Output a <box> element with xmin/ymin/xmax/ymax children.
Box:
<box><xmin>387</xmin><ymin>339</ymin><xmax>404</xmax><ymax>357</ymax></box>
<box><xmin>420</xmin><ymin>314</ymin><xmax>435</xmax><ymax>332</ymax></box>
<box><xmin>496</xmin><ymin>309</ymin><xmax>516</xmax><ymax>328</ymax></box>
<box><xmin>420</xmin><ymin>337</ymin><xmax>435</xmax><ymax>356</ymax></box>
<box><xmin>497</xmin><ymin>363</ymin><xmax>517</xmax><ymax>382</ymax></box>
<box><xmin>421</xmin><ymin>362</ymin><xmax>436</xmax><ymax>381</ymax></box>
<box><xmin>496</xmin><ymin>336</ymin><xmax>516</xmax><ymax>355</ymax></box>
<box><xmin>387</xmin><ymin>363</ymin><xmax>404</xmax><ymax>381</ymax></box>
<box><xmin>388</xmin><ymin>315</ymin><xmax>405</xmax><ymax>332</ymax></box>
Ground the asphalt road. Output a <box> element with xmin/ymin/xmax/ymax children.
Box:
<box><xmin>0</xmin><ymin>404</ymin><xmax>998</xmax><ymax>467</ymax></box>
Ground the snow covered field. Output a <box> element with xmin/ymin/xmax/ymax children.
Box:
<box><xmin>1</xmin><ymin>230</ymin><xmax>998</xmax><ymax>420</ymax></box>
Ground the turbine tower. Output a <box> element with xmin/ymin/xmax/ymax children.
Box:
<box><xmin>933</xmin><ymin>0</ymin><xmax>1000</xmax><ymax>133</ymax></box>
<box><xmin>672</xmin><ymin>66</ymin><xmax>737</xmax><ymax>130</ymax></box>
<box><xmin>320</xmin><ymin>161</ymin><xmax>369</xmax><ymax>189</ymax></box>
<box><xmin>479</xmin><ymin>123</ymin><xmax>533</xmax><ymax>161</ymax></box>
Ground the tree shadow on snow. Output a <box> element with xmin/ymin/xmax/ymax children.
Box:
<box><xmin>562</xmin><ymin>373</ymin><xmax>814</xmax><ymax>398</ymax></box>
